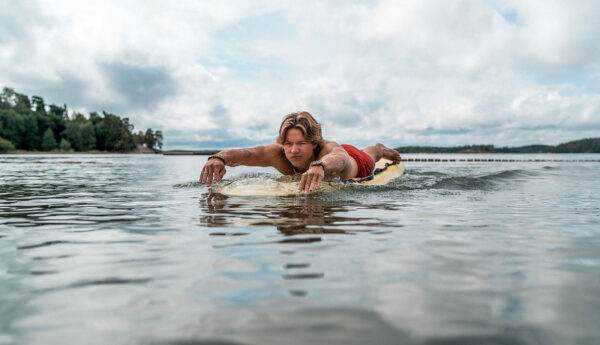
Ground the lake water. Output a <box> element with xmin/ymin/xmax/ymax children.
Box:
<box><xmin>1</xmin><ymin>153</ymin><xmax>599</xmax><ymax>345</ymax></box>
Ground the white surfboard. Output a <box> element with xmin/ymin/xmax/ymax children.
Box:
<box><xmin>212</xmin><ymin>159</ymin><xmax>405</xmax><ymax>197</ymax></box>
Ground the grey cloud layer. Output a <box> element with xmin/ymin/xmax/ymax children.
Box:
<box><xmin>101</xmin><ymin>63</ymin><xmax>176</xmax><ymax>112</ymax></box>
<box><xmin>1</xmin><ymin>0</ymin><xmax>599</xmax><ymax>148</ymax></box>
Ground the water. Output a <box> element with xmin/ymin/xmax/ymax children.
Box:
<box><xmin>1</xmin><ymin>153</ymin><xmax>599</xmax><ymax>345</ymax></box>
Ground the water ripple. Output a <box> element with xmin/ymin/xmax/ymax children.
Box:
<box><xmin>1</xmin><ymin>154</ymin><xmax>599</xmax><ymax>345</ymax></box>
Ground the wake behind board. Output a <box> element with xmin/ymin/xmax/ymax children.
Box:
<box><xmin>212</xmin><ymin>159</ymin><xmax>405</xmax><ymax>197</ymax></box>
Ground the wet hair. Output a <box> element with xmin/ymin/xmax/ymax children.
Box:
<box><xmin>277</xmin><ymin>111</ymin><xmax>323</xmax><ymax>145</ymax></box>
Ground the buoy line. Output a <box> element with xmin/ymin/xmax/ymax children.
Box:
<box><xmin>403</xmin><ymin>158</ymin><xmax>600</xmax><ymax>162</ymax></box>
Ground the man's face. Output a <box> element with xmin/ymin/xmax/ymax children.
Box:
<box><xmin>283</xmin><ymin>128</ymin><xmax>317</xmax><ymax>168</ymax></box>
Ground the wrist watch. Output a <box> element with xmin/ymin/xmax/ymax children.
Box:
<box><xmin>310</xmin><ymin>160</ymin><xmax>326</xmax><ymax>172</ymax></box>
<box><xmin>208</xmin><ymin>155</ymin><xmax>226</xmax><ymax>165</ymax></box>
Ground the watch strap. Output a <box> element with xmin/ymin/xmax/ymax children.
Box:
<box><xmin>208</xmin><ymin>155</ymin><xmax>226</xmax><ymax>165</ymax></box>
<box><xmin>310</xmin><ymin>160</ymin><xmax>326</xmax><ymax>171</ymax></box>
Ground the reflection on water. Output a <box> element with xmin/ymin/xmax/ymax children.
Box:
<box><xmin>1</xmin><ymin>154</ymin><xmax>599</xmax><ymax>345</ymax></box>
<box><xmin>200</xmin><ymin>192</ymin><xmax>390</xmax><ymax>298</ymax></box>
<box><xmin>200</xmin><ymin>191</ymin><xmax>393</xmax><ymax>235</ymax></box>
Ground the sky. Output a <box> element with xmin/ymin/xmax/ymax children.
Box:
<box><xmin>1</xmin><ymin>0</ymin><xmax>599</xmax><ymax>149</ymax></box>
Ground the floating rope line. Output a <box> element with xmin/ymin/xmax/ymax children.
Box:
<box><xmin>346</xmin><ymin>156</ymin><xmax>599</xmax><ymax>184</ymax></box>
<box><xmin>403</xmin><ymin>158</ymin><xmax>600</xmax><ymax>162</ymax></box>
<box><xmin>346</xmin><ymin>161</ymin><xmax>398</xmax><ymax>183</ymax></box>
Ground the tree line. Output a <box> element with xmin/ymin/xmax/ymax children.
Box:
<box><xmin>0</xmin><ymin>87</ymin><xmax>163</xmax><ymax>153</ymax></box>
<box><xmin>395</xmin><ymin>138</ymin><xmax>600</xmax><ymax>153</ymax></box>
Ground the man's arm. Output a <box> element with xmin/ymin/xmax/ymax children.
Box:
<box><xmin>319</xmin><ymin>144</ymin><xmax>351</xmax><ymax>176</ymax></box>
<box><xmin>199</xmin><ymin>143</ymin><xmax>282</xmax><ymax>186</ymax></box>
<box><xmin>298</xmin><ymin>143</ymin><xmax>351</xmax><ymax>193</ymax></box>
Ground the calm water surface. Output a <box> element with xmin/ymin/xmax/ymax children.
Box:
<box><xmin>1</xmin><ymin>154</ymin><xmax>599</xmax><ymax>345</ymax></box>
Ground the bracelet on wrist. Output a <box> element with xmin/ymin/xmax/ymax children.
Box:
<box><xmin>310</xmin><ymin>160</ymin><xmax>326</xmax><ymax>172</ymax></box>
<box><xmin>208</xmin><ymin>155</ymin><xmax>226</xmax><ymax>165</ymax></box>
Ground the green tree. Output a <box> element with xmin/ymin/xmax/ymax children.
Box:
<box><xmin>101</xmin><ymin>112</ymin><xmax>135</xmax><ymax>152</ymax></box>
<box><xmin>1</xmin><ymin>87</ymin><xmax>16</xmax><ymax>107</ymax></box>
<box><xmin>20</xmin><ymin>112</ymin><xmax>39</xmax><ymax>150</ymax></box>
<box><xmin>89</xmin><ymin>112</ymin><xmax>105</xmax><ymax>150</ymax></box>
<box><xmin>102</xmin><ymin>112</ymin><xmax>122</xmax><ymax>151</ymax></box>
<box><xmin>554</xmin><ymin>137</ymin><xmax>600</xmax><ymax>153</ymax></box>
<box><xmin>0</xmin><ymin>87</ymin><xmax>31</xmax><ymax>114</ymax></box>
<box><xmin>1</xmin><ymin>87</ymin><xmax>164</xmax><ymax>153</ymax></box>
<box><xmin>64</xmin><ymin>112</ymin><xmax>97</xmax><ymax>151</ymax></box>
<box><xmin>36</xmin><ymin>111</ymin><xmax>52</xmax><ymax>141</ymax></box>
<box><xmin>32</xmin><ymin>95</ymin><xmax>46</xmax><ymax>115</ymax></box>
<box><xmin>121</xmin><ymin>117</ymin><xmax>135</xmax><ymax>151</ymax></box>
<box><xmin>48</xmin><ymin>104</ymin><xmax>67</xmax><ymax>119</ymax></box>
<box><xmin>138</xmin><ymin>129</ymin><xmax>163</xmax><ymax>150</ymax></box>
<box><xmin>89</xmin><ymin>112</ymin><xmax>102</xmax><ymax>125</ymax></box>
<box><xmin>94</xmin><ymin>121</ymin><xmax>106</xmax><ymax>151</ymax></box>
<box><xmin>0</xmin><ymin>88</ymin><xmax>12</xmax><ymax>110</ymax></box>
<box><xmin>65</xmin><ymin>121</ymin><xmax>83</xmax><ymax>151</ymax></box>
<box><xmin>0</xmin><ymin>96</ymin><xmax>40</xmax><ymax>150</ymax></box>
<box><xmin>144</xmin><ymin>128</ymin><xmax>155</xmax><ymax>149</ymax></box>
<box><xmin>81</xmin><ymin>122</ymin><xmax>96</xmax><ymax>150</ymax></box>
<box><xmin>154</xmin><ymin>130</ymin><xmax>163</xmax><ymax>150</ymax></box>
<box><xmin>0</xmin><ymin>136</ymin><xmax>15</xmax><ymax>152</ymax></box>
<box><xmin>0</xmin><ymin>109</ymin><xmax>22</xmax><ymax>145</ymax></box>
<box><xmin>41</xmin><ymin>128</ymin><xmax>57</xmax><ymax>151</ymax></box>
<box><xmin>133</xmin><ymin>130</ymin><xmax>144</xmax><ymax>147</ymax></box>
<box><xmin>14</xmin><ymin>93</ymin><xmax>32</xmax><ymax>115</ymax></box>
<box><xmin>47</xmin><ymin>104</ymin><xmax>67</xmax><ymax>143</ymax></box>
<box><xmin>59</xmin><ymin>138</ymin><xmax>71</xmax><ymax>151</ymax></box>
<box><xmin>71</xmin><ymin>112</ymin><xmax>87</xmax><ymax>124</ymax></box>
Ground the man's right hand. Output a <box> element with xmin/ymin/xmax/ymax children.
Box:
<box><xmin>298</xmin><ymin>165</ymin><xmax>325</xmax><ymax>194</ymax></box>
<box><xmin>200</xmin><ymin>158</ymin><xmax>227</xmax><ymax>186</ymax></box>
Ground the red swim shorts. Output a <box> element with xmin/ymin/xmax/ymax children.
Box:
<box><xmin>341</xmin><ymin>144</ymin><xmax>375</xmax><ymax>178</ymax></box>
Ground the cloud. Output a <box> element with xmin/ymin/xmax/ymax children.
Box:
<box><xmin>101</xmin><ymin>62</ymin><xmax>176</xmax><ymax>112</ymax></box>
<box><xmin>1</xmin><ymin>0</ymin><xmax>599</xmax><ymax>149</ymax></box>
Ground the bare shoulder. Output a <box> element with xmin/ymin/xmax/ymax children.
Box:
<box><xmin>262</xmin><ymin>142</ymin><xmax>284</xmax><ymax>155</ymax></box>
<box><xmin>262</xmin><ymin>142</ymin><xmax>290</xmax><ymax>166</ymax></box>
<box><xmin>262</xmin><ymin>142</ymin><xmax>295</xmax><ymax>174</ymax></box>
<box><xmin>317</xmin><ymin>140</ymin><xmax>346</xmax><ymax>158</ymax></box>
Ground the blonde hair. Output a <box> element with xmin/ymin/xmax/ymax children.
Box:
<box><xmin>277</xmin><ymin>111</ymin><xmax>323</xmax><ymax>145</ymax></box>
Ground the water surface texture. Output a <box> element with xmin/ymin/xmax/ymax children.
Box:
<box><xmin>1</xmin><ymin>154</ymin><xmax>599</xmax><ymax>345</ymax></box>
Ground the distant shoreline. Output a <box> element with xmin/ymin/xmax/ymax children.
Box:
<box><xmin>1</xmin><ymin>150</ymin><xmax>160</xmax><ymax>155</ymax></box>
<box><xmin>161</xmin><ymin>151</ymin><xmax>599</xmax><ymax>156</ymax></box>
<box><xmin>3</xmin><ymin>137</ymin><xmax>599</xmax><ymax>155</ymax></box>
<box><xmin>394</xmin><ymin>137</ymin><xmax>599</xmax><ymax>154</ymax></box>
<box><xmin>162</xmin><ymin>150</ymin><xmax>219</xmax><ymax>156</ymax></box>
<box><xmin>5</xmin><ymin>151</ymin><xmax>597</xmax><ymax>156</ymax></box>
<box><xmin>164</xmin><ymin>137</ymin><xmax>600</xmax><ymax>155</ymax></box>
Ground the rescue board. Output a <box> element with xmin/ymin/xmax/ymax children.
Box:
<box><xmin>211</xmin><ymin>159</ymin><xmax>404</xmax><ymax>197</ymax></box>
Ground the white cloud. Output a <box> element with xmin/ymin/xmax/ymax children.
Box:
<box><xmin>1</xmin><ymin>0</ymin><xmax>599</xmax><ymax>149</ymax></box>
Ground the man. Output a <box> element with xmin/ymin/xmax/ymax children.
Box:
<box><xmin>199</xmin><ymin>111</ymin><xmax>401</xmax><ymax>193</ymax></box>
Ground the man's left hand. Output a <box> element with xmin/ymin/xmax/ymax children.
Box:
<box><xmin>298</xmin><ymin>165</ymin><xmax>324</xmax><ymax>193</ymax></box>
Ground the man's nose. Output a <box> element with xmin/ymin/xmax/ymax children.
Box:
<box><xmin>291</xmin><ymin>144</ymin><xmax>300</xmax><ymax>152</ymax></box>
